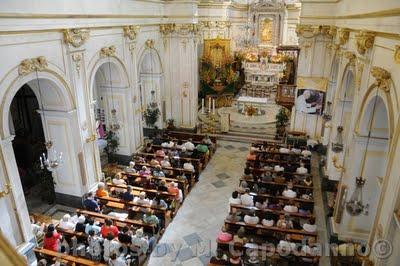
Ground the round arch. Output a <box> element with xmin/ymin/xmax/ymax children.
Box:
<box><xmin>1</xmin><ymin>69</ymin><xmax>75</xmax><ymax>139</ymax></box>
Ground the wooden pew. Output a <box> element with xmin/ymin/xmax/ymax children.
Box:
<box><xmin>165</xmin><ymin>131</ymin><xmax>217</xmax><ymax>144</ymax></box>
<box><xmin>97</xmin><ymin>196</ymin><xmax>170</xmax><ymax>226</ymax></box>
<box><xmin>224</xmin><ymin>220</ymin><xmax>317</xmax><ymax>238</ymax></box>
<box><xmin>248</xmin><ymin>167</ymin><xmax>312</xmax><ymax>178</ymax></box>
<box><xmin>229</xmin><ymin>204</ymin><xmax>313</xmax><ymax>220</ymax></box>
<box><xmin>239</xmin><ymin>178</ymin><xmax>313</xmax><ymax>191</ymax></box>
<box><xmin>34</xmin><ymin>247</ymin><xmax>107</xmax><ymax>266</ymax></box>
<box><xmin>76</xmin><ymin>209</ymin><xmax>156</xmax><ymax>234</ymax></box>
<box><xmin>120</xmin><ymin>171</ymin><xmax>189</xmax><ymax>198</ymax></box>
<box><xmin>236</xmin><ymin>190</ymin><xmax>315</xmax><ymax>208</ymax></box>
<box><xmin>106</xmin><ymin>183</ymin><xmax>176</xmax><ymax>201</ymax></box>
<box><xmin>136</xmin><ymin>152</ymin><xmax>203</xmax><ymax>172</ymax></box>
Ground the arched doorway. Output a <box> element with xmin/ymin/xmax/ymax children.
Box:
<box><xmin>327</xmin><ymin>68</ymin><xmax>356</xmax><ymax>181</ymax></box>
<box><xmin>138</xmin><ymin>47</ymin><xmax>163</xmax><ymax>129</ymax></box>
<box><xmin>91</xmin><ymin>57</ymin><xmax>134</xmax><ymax>158</ymax></box>
<box><xmin>9</xmin><ymin>84</ymin><xmax>52</xmax><ymax>210</ymax></box>
<box><xmin>338</xmin><ymin>94</ymin><xmax>389</xmax><ymax>239</ymax></box>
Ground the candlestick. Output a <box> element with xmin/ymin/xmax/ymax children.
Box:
<box><xmin>212</xmin><ymin>99</ymin><xmax>215</xmax><ymax>114</ymax></box>
<box><xmin>201</xmin><ymin>98</ymin><xmax>204</xmax><ymax>114</ymax></box>
<box><xmin>208</xmin><ymin>97</ymin><xmax>211</xmax><ymax>114</ymax></box>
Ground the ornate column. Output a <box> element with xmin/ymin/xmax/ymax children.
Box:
<box><xmin>63</xmin><ymin>28</ymin><xmax>99</xmax><ymax>191</ymax></box>
<box><xmin>123</xmin><ymin>25</ymin><xmax>143</xmax><ymax>150</ymax></box>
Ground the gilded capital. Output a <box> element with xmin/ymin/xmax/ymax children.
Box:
<box><xmin>100</xmin><ymin>46</ymin><xmax>116</xmax><ymax>57</ymax></box>
<box><xmin>371</xmin><ymin>66</ymin><xmax>391</xmax><ymax>92</ymax></box>
<box><xmin>338</xmin><ymin>28</ymin><xmax>350</xmax><ymax>45</ymax></box>
<box><xmin>295</xmin><ymin>24</ymin><xmax>313</xmax><ymax>37</ymax></box>
<box><xmin>394</xmin><ymin>45</ymin><xmax>400</xmax><ymax>64</ymax></box>
<box><xmin>175</xmin><ymin>23</ymin><xmax>200</xmax><ymax>35</ymax></box>
<box><xmin>159</xmin><ymin>24</ymin><xmax>176</xmax><ymax>36</ymax></box>
<box><xmin>343</xmin><ymin>51</ymin><xmax>356</xmax><ymax>65</ymax></box>
<box><xmin>18</xmin><ymin>56</ymin><xmax>48</xmax><ymax>76</ymax></box>
<box><xmin>123</xmin><ymin>25</ymin><xmax>140</xmax><ymax>41</ymax></box>
<box><xmin>355</xmin><ymin>31</ymin><xmax>375</xmax><ymax>55</ymax></box>
<box><xmin>327</xmin><ymin>26</ymin><xmax>337</xmax><ymax>38</ymax></box>
<box><xmin>63</xmin><ymin>28</ymin><xmax>90</xmax><ymax>48</ymax></box>
<box><xmin>145</xmin><ymin>39</ymin><xmax>155</xmax><ymax>49</ymax></box>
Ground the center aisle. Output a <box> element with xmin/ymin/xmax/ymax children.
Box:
<box><xmin>148</xmin><ymin>140</ymin><xmax>249</xmax><ymax>266</ymax></box>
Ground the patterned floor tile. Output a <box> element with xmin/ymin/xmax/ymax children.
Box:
<box><xmin>224</xmin><ymin>145</ymin><xmax>235</xmax><ymax>150</ymax></box>
<box><xmin>211</xmin><ymin>180</ymin><xmax>226</xmax><ymax>188</ymax></box>
<box><xmin>216</xmin><ymin>173</ymin><xmax>230</xmax><ymax>179</ymax></box>
<box><xmin>183</xmin><ymin>232</ymin><xmax>202</xmax><ymax>246</ymax></box>
<box><xmin>176</xmin><ymin>247</ymin><xmax>194</xmax><ymax>262</ymax></box>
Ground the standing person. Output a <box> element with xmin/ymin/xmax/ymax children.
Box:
<box><xmin>103</xmin><ymin>233</ymin><xmax>121</xmax><ymax>262</ymax></box>
<box><xmin>87</xmin><ymin>229</ymin><xmax>103</xmax><ymax>261</ymax></box>
<box><xmin>43</xmin><ymin>224</ymin><xmax>62</xmax><ymax>252</ymax></box>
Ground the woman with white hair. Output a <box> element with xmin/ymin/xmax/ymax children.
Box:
<box><xmin>131</xmin><ymin>228</ymin><xmax>149</xmax><ymax>255</ymax></box>
<box><xmin>126</xmin><ymin>161</ymin><xmax>137</xmax><ymax>173</ymax></box>
<box><xmin>112</xmin><ymin>172</ymin><xmax>126</xmax><ymax>194</ymax></box>
<box><xmin>59</xmin><ymin>214</ymin><xmax>75</xmax><ymax>230</ymax></box>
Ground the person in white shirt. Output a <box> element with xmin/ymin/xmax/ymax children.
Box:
<box><xmin>126</xmin><ymin>161</ymin><xmax>137</xmax><ymax>173</ymax></box>
<box><xmin>160</xmin><ymin>156</ymin><xmax>171</xmax><ymax>168</ymax></box>
<box><xmin>161</xmin><ymin>140</ymin><xmax>174</xmax><ymax>148</ymax></box>
<box><xmin>261</xmin><ymin>211</ymin><xmax>275</xmax><ymax>227</ymax></box>
<box><xmin>112</xmin><ymin>172</ymin><xmax>126</xmax><ymax>193</ymax></box>
<box><xmin>303</xmin><ymin>217</ymin><xmax>317</xmax><ymax>233</ymax></box>
<box><xmin>277</xmin><ymin>234</ymin><xmax>297</xmax><ymax>254</ymax></box>
<box><xmin>274</xmin><ymin>165</ymin><xmax>284</xmax><ymax>172</ymax></box>
<box><xmin>240</xmin><ymin>191</ymin><xmax>254</xmax><ymax>207</ymax></box>
<box><xmin>134</xmin><ymin>192</ymin><xmax>150</xmax><ymax>206</ymax></box>
<box><xmin>282</xmin><ymin>188</ymin><xmax>297</xmax><ymax>198</ymax></box>
<box><xmin>283</xmin><ymin>201</ymin><xmax>299</xmax><ymax>213</ymax></box>
<box><xmin>291</xmin><ymin>147</ymin><xmax>301</xmax><ymax>154</ymax></box>
<box><xmin>131</xmin><ymin>228</ymin><xmax>149</xmax><ymax>255</ymax></box>
<box><xmin>229</xmin><ymin>191</ymin><xmax>242</xmax><ymax>205</ymax></box>
<box><xmin>183</xmin><ymin>160</ymin><xmax>195</xmax><ymax>173</ymax></box>
<box><xmin>296</xmin><ymin>162</ymin><xmax>308</xmax><ymax>174</ymax></box>
<box><xmin>301</xmin><ymin>149</ymin><xmax>312</xmax><ymax>158</ymax></box>
<box><xmin>183</xmin><ymin>139</ymin><xmax>195</xmax><ymax>151</ymax></box>
<box><xmin>59</xmin><ymin>214</ymin><xmax>75</xmax><ymax>230</ymax></box>
<box><xmin>306</xmin><ymin>136</ymin><xmax>318</xmax><ymax>150</ymax></box>
<box><xmin>279</xmin><ymin>147</ymin><xmax>290</xmax><ymax>154</ymax></box>
<box><xmin>244</xmin><ymin>210</ymin><xmax>259</xmax><ymax>225</ymax></box>
<box><xmin>103</xmin><ymin>233</ymin><xmax>121</xmax><ymax>262</ymax></box>
<box><xmin>108</xmin><ymin>253</ymin><xmax>130</xmax><ymax>266</ymax></box>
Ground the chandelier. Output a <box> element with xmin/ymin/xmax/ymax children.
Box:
<box><xmin>107</xmin><ymin>58</ymin><xmax>121</xmax><ymax>132</ymax></box>
<box><xmin>35</xmin><ymin>71</ymin><xmax>63</xmax><ymax>171</ymax></box>
<box><xmin>331</xmin><ymin>86</ymin><xmax>348</xmax><ymax>153</ymax></box>
<box><xmin>345</xmin><ymin>90</ymin><xmax>379</xmax><ymax>216</ymax></box>
<box><xmin>323</xmin><ymin>101</ymin><xmax>332</xmax><ymax>121</ymax></box>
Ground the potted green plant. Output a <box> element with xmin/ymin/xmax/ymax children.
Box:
<box><xmin>275</xmin><ymin>107</ymin><xmax>290</xmax><ymax>138</ymax></box>
<box><xmin>104</xmin><ymin>130</ymin><xmax>119</xmax><ymax>163</ymax></box>
<box><xmin>143</xmin><ymin>104</ymin><xmax>160</xmax><ymax>128</ymax></box>
<box><xmin>166</xmin><ymin>119</ymin><xmax>175</xmax><ymax>130</ymax></box>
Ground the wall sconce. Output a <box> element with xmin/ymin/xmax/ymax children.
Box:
<box><xmin>86</xmin><ymin>134</ymin><xmax>96</xmax><ymax>143</ymax></box>
<box><xmin>0</xmin><ymin>183</ymin><xmax>11</xmax><ymax>198</ymax></box>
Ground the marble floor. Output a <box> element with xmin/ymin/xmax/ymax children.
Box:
<box><xmin>147</xmin><ymin>140</ymin><xmax>250</xmax><ymax>266</ymax></box>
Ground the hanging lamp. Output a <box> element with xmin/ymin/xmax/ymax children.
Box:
<box><xmin>107</xmin><ymin>58</ymin><xmax>121</xmax><ymax>132</ymax></box>
<box><xmin>345</xmin><ymin>90</ymin><xmax>379</xmax><ymax>216</ymax></box>
<box><xmin>331</xmin><ymin>85</ymin><xmax>348</xmax><ymax>153</ymax></box>
<box><xmin>323</xmin><ymin>101</ymin><xmax>332</xmax><ymax>121</ymax></box>
<box><xmin>36</xmin><ymin>71</ymin><xmax>63</xmax><ymax>171</ymax></box>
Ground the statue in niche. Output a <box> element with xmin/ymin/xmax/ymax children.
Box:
<box><xmin>261</xmin><ymin>18</ymin><xmax>273</xmax><ymax>44</ymax></box>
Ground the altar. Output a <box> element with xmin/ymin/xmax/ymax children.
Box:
<box><xmin>236</xmin><ymin>96</ymin><xmax>268</xmax><ymax>116</ymax></box>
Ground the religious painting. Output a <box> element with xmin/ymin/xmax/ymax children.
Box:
<box><xmin>203</xmin><ymin>38</ymin><xmax>231</xmax><ymax>68</ymax></box>
<box><xmin>295</xmin><ymin>89</ymin><xmax>325</xmax><ymax>115</ymax></box>
<box><xmin>260</xmin><ymin>18</ymin><xmax>273</xmax><ymax>44</ymax></box>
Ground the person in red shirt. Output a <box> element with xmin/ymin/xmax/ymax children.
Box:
<box><xmin>100</xmin><ymin>218</ymin><xmax>119</xmax><ymax>238</ymax></box>
<box><xmin>43</xmin><ymin>224</ymin><xmax>62</xmax><ymax>252</ymax></box>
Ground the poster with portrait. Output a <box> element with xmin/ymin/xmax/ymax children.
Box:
<box><xmin>295</xmin><ymin>77</ymin><xmax>328</xmax><ymax>115</ymax></box>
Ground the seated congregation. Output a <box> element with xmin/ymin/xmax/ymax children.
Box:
<box><xmin>33</xmin><ymin>131</ymin><xmax>217</xmax><ymax>266</ymax></box>
<box><xmin>210</xmin><ymin>141</ymin><xmax>319</xmax><ymax>266</ymax></box>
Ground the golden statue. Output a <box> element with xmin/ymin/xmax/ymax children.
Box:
<box><xmin>261</xmin><ymin>18</ymin><xmax>273</xmax><ymax>43</ymax></box>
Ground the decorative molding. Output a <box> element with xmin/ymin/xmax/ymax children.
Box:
<box><xmin>71</xmin><ymin>53</ymin><xmax>82</xmax><ymax>77</ymax></box>
<box><xmin>160</xmin><ymin>24</ymin><xmax>175</xmax><ymax>47</ymax></box>
<box><xmin>200</xmin><ymin>21</ymin><xmax>231</xmax><ymax>29</ymax></box>
<box><xmin>394</xmin><ymin>45</ymin><xmax>400</xmax><ymax>64</ymax></box>
<box><xmin>175</xmin><ymin>23</ymin><xmax>200</xmax><ymax>36</ymax></box>
<box><xmin>123</xmin><ymin>25</ymin><xmax>140</xmax><ymax>41</ymax></box>
<box><xmin>332</xmin><ymin>155</ymin><xmax>345</xmax><ymax>173</ymax></box>
<box><xmin>63</xmin><ymin>28</ymin><xmax>89</xmax><ymax>48</ymax></box>
<box><xmin>18</xmin><ymin>56</ymin><xmax>48</xmax><ymax>76</ymax></box>
<box><xmin>355</xmin><ymin>60</ymin><xmax>364</xmax><ymax>90</ymax></box>
<box><xmin>355</xmin><ymin>31</ymin><xmax>375</xmax><ymax>55</ymax></box>
<box><xmin>0</xmin><ymin>183</ymin><xmax>11</xmax><ymax>199</ymax></box>
<box><xmin>100</xmin><ymin>45</ymin><xmax>116</xmax><ymax>57</ymax></box>
<box><xmin>145</xmin><ymin>39</ymin><xmax>154</xmax><ymax>49</ymax></box>
<box><xmin>343</xmin><ymin>51</ymin><xmax>356</xmax><ymax>65</ymax></box>
<box><xmin>338</xmin><ymin>28</ymin><xmax>350</xmax><ymax>45</ymax></box>
<box><xmin>370</xmin><ymin>66</ymin><xmax>391</xmax><ymax>92</ymax></box>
